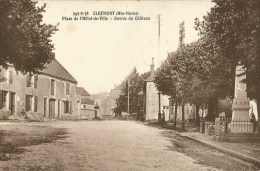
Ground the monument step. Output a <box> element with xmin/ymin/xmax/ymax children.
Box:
<box><xmin>228</xmin><ymin>136</ymin><xmax>260</xmax><ymax>143</ymax></box>
<box><xmin>226</xmin><ymin>132</ymin><xmax>260</xmax><ymax>137</ymax></box>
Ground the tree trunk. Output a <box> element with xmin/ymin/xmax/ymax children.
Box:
<box><xmin>195</xmin><ymin>104</ymin><xmax>200</xmax><ymax>127</ymax></box>
<box><xmin>256</xmin><ymin>97</ymin><xmax>260</xmax><ymax>122</ymax></box>
<box><xmin>174</xmin><ymin>101</ymin><xmax>178</xmax><ymax>129</ymax></box>
<box><xmin>182</xmin><ymin>104</ymin><xmax>185</xmax><ymax>130</ymax></box>
<box><xmin>207</xmin><ymin>96</ymin><xmax>218</xmax><ymax>121</ymax></box>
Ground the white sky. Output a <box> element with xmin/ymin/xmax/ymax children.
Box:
<box><xmin>38</xmin><ymin>0</ymin><xmax>214</xmax><ymax>94</ymax></box>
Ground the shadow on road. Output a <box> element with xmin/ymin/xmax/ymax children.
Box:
<box><xmin>0</xmin><ymin>124</ymin><xmax>68</xmax><ymax>161</ymax></box>
<box><xmin>161</xmin><ymin>130</ymin><xmax>260</xmax><ymax>171</ymax></box>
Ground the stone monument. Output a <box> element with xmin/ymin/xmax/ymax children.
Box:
<box><xmin>230</xmin><ymin>64</ymin><xmax>253</xmax><ymax>133</ymax></box>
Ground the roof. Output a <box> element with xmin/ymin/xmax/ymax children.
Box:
<box><xmin>40</xmin><ymin>59</ymin><xmax>77</xmax><ymax>83</ymax></box>
<box><xmin>145</xmin><ymin>71</ymin><xmax>155</xmax><ymax>82</ymax></box>
<box><xmin>81</xmin><ymin>98</ymin><xmax>94</xmax><ymax>105</ymax></box>
<box><xmin>77</xmin><ymin>87</ymin><xmax>90</xmax><ymax>96</ymax></box>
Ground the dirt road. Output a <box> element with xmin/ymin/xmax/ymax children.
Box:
<box><xmin>0</xmin><ymin>120</ymin><xmax>259</xmax><ymax>171</ymax></box>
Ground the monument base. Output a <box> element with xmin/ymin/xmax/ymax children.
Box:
<box><xmin>214</xmin><ymin>133</ymin><xmax>260</xmax><ymax>143</ymax></box>
<box><xmin>229</xmin><ymin>122</ymin><xmax>254</xmax><ymax>133</ymax></box>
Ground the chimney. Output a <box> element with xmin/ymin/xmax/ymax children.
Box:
<box><xmin>151</xmin><ymin>58</ymin><xmax>155</xmax><ymax>72</ymax></box>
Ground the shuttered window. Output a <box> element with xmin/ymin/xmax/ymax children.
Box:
<box><xmin>25</xmin><ymin>95</ymin><xmax>32</xmax><ymax>111</ymax></box>
<box><xmin>34</xmin><ymin>96</ymin><xmax>38</xmax><ymax>112</ymax></box>
<box><xmin>51</xmin><ymin>79</ymin><xmax>55</xmax><ymax>95</ymax></box>
<box><xmin>0</xmin><ymin>68</ymin><xmax>6</xmax><ymax>82</ymax></box>
<box><xmin>26</xmin><ymin>75</ymin><xmax>31</xmax><ymax>87</ymax></box>
<box><xmin>64</xmin><ymin>101</ymin><xmax>72</xmax><ymax>114</ymax></box>
<box><xmin>70</xmin><ymin>101</ymin><xmax>72</xmax><ymax>114</ymax></box>
<box><xmin>9</xmin><ymin>71</ymin><xmax>13</xmax><ymax>84</ymax></box>
<box><xmin>0</xmin><ymin>91</ymin><xmax>7</xmax><ymax>109</ymax></box>
<box><xmin>66</xmin><ymin>82</ymin><xmax>70</xmax><ymax>95</ymax></box>
<box><xmin>0</xmin><ymin>91</ymin><xmax>3</xmax><ymax>109</ymax></box>
<box><xmin>34</xmin><ymin>75</ymin><xmax>38</xmax><ymax>88</ymax></box>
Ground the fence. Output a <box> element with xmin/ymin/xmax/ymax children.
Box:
<box><xmin>215</xmin><ymin>117</ymin><xmax>257</xmax><ymax>136</ymax></box>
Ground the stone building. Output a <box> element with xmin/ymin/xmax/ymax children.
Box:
<box><xmin>144</xmin><ymin>59</ymin><xmax>169</xmax><ymax>121</ymax></box>
<box><xmin>109</xmin><ymin>84</ymin><xmax>123</xmax><ymax>115</ymax></box>
<box><xmin>76</xmin><ymin>87</ymin><xmax>96</xmax><ymax>119</ymax></box>
<box><xmin>0</xmin><ymin>59</ymin><xmax>78</xmax><ymax>120</ymax></box>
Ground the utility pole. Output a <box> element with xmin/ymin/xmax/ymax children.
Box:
<box><xmin>127</xmin><ymin>79</ymin><xmax>130</xmax><ymax>114</ymax></box>
<box><xmin>157</xmin><ymin>14</ymin><xmax>162</xmax><ymax>122</ymax></box>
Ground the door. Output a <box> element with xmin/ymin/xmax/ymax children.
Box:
<box><xmin>57</xmin><ymin>100</ymin><xmax>60</xmax><ymax>119</ymax></box>
<box><xmin>9</xmin><ymin>92</ymin><xmax>15</xmax><ymax>115</ymax></box>
<box><xmin>49</xmin><ymin>99</ymin><xmax>55</xmax><ymax>118</ymax></box>
<box><xmin>44</xmin><ymin>98</ymin><xmax>47</xmax><ymax>117</ymax></box>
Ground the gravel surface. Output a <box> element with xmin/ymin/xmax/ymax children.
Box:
<box><xmin>0</xmin><ymin>120</ymin><xmax>259</xmax><ymax>171</ymax></box>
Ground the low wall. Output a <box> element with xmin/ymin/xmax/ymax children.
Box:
<box><xmin>80</xmin><ymin>109</ymin><xmax>96</xmax><ymax>120</ymax></box>
<box><xmin>0</xmin><ymin>110</ymin><xmax>11</xmax><ymax>120</ymax></box>
<box><xmin>60</xmin><ymin>113</ymin><xmax>78</xmax><ymax>120</ymax></box>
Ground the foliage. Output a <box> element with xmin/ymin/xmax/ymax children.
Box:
<box><xmin>114</xmin><ymin>68</ymin><xmax>150</xmax><ymax>117</ymax></box>
<box><xmin>195</xmin><ymin>0</ymin><xmax>260</xmax><ymax>100</ymax></box>
<box><xmin>0</xmin><ymin>0</ymin><xmax>58</xmax><ymax>73</ymax></box>
<box><xmin>155</xmin><ymin>0</ymin><xmax>260</xmax><ymax>120</ymax></box>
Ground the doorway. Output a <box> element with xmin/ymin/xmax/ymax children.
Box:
<box><xmin>9</xmin><ymin>92</ymin><xmax>15</xmax><ymax>115</ymax></box>
<box><xmin>49</xmin><ymin>99</ymin><xmax>56</xmax><ymax>118</ymax></box>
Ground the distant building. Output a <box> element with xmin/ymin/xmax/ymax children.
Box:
<box><xmin>109</xmin><ymin>84</ymin><xmax>123</xmax><ymax>115</ymax></box>
<box><xmin>76</xmin><ymin>87</ymin><xmax>93</xmax><ymax>119</ymax></box>
<box><xmin>91</xmin><ymin>92</ymin><xmax>109</xmax><ymax>118</ymax></box>
<box><xmin>144</xmin><ymin>59</ymin><xmax>169</xmax><ymax>121</ymax></box>
<box><xmin>0</xmin><ymin>59</ymin><xmax>78</xmax><ymax>120</ymax></box>
<box><xmin>76</xmin><ymin>87</ymin><xmax>96</xmax><ymax>119</ymax></box>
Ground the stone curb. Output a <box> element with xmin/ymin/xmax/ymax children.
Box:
<box><xmin>175</xmin><ymin>132</ymin><xmax>260</xmax><ymax>167</ymax></box>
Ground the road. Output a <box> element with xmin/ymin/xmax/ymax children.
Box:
<box><xmin>0</xmin><ymin>120</ymin><xmax>259</xmax><ymax>171</ymax></box>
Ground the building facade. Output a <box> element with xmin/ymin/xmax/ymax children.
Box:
<box><xmin>76</xmin><ymin>87</ymin><xmax>96</xmax><ymax>119</ymax></box>
<box><xmin>144</xmin><ymin>59</ymin><xmax>169</xmax><ymax>121</ymax></box>
<box><xmin>0</xmin><ymin>59</ymin><xmax>78</xmax><ymax>120</ymax></box>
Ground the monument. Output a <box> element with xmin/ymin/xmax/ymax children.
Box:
<box><xmin>230</xmin><ymin>64</ymin><xmax>253</xmax><ymax>133</ymax></box>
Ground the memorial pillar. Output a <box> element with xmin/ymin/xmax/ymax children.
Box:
<box><xmin>230</xmin><ymin>65</ymin><xmax>253</xmax><ymax>132</ymax></box>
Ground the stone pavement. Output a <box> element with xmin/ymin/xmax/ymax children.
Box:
<box><xmin>176</xmin><ymin>131</ymin><xmax>260</xmax><ymax>167</ymax></box>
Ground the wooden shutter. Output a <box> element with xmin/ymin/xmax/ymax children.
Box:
<box><xmin>0</xmin><ymin>68</ymin><xmax>3</xmax><ymax>80</ymax></box>
<box><xmin>34</xmin><ymin>96</ymin><xmax>38</xmax><ymax>112</ymax></box>
<box><xmin>25</xmin><ymin>95</ymin><xmax>30</xmax><ymax>111</ymax></box>
<box><xmin>0</xmin><ymin>91</ymin><xmax>3</xmax><ymax>109</ymax></box>
<box><xmin>66</xmin><ymin>82</ymin><xmax>70</xmax><ymax>95</ymax></box>
<box><xmin>70</xmin><ymin>101</ymin><xmax>72</xmax><ymax>114</ymax></box>
<box><xmin>9</xmin><ymin>71</ymin><xmax>13</xmax><ymax>84</ymax></box>
<box><xmin>34</xmin><ymin>75</ymin><xmax>38</xmax><ymax>88</ymax></box>
<box><xmin>26</xmin><ymin>75</ymin><xmax>31</xmax><ymax>87</ymax></box>
<box><xmin>51</xmin><ymin>80</ymin><xmax>55</xmax><ymax>95</ymax></box>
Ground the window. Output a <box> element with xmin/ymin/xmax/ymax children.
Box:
<box><xmin>83</xmin><ymin>105</ymin><xmax>86</xmax><ymax>109</ymax></box>
<box><xmin>70</xmin><ymin>101</ymin><xmax>72</xmax><ymax>113</ymax></box>
<box><xmin>34</xmin><ymin>96</ymin><xmax>38</xmax><ymax>112</ymax></box>
<box><xmin>44</xmin><ymin>98</ymin><xmax>47</xmax><ymax>117</ymax></box>
<box><xmin>0</xmin><ymin>68</ymin><xmax>6</xmax><ymax>82</ymax></box>
<box><xmin>26</xmin><ymin>74</ymin><xmax>32</xmax><ymax>87</ymax></box>
<box><xmin>9</xmin><ymin>71</ymin><xmax>13</xmax><ymax>84</ymax></box>
<box><xmin>34</xmin><ymin>75</ymin><xmax>38</xmax><ymax>88</ymax></box>
<box><xmin>58</xmin><ymin>100</ymin><xmax>60</xmax><ymax>115</ymax></box>
<box><xmin>0</xmin><ymin>91</ymin><xmax>7</xmax><ymax>109</ymax></box>
<box><xmin>51</xmin><ymin>79</ymin><xmax>55</xmax><ymax>95</ymax></box>
<box><xmin>64</xmin><ymin>100</ymin><xmax>71</xmax><ymax>114</ymax></box>
<box><xmin>25</xmin><ymin>95</ymin><xmax>33</xmax><ymax>111</ymax></box>
<box><xmin>66</xmin><ymin>82</ymin><xmax>70</xmax><ymax>95</ymax></box>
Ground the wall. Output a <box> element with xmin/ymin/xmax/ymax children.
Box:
<box><xmin>0</xmin><ymin>66</ymin><xmax>78</xmax><ymax>119</ymax></box>
<box><xmin>145</xmin><ymin>82</ymin><xmax>169</xmax><ymax>121</ymax></box>
<box><xmin>80</xmin><ymin>109</ymin><xmax>96</xmax><ymax>119</ymax></box>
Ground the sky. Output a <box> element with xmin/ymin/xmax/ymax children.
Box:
<box><xmin>38</xmin><ymin>0</ymin><xmax>214</xmax><ymax>94</ymax></box>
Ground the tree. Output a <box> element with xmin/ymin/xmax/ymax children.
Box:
<box><xmin>114</xmin><ymin>68</ymin><xmax>149</xmax><ymax>120</ymax></box>
<box><xmin>195</xmin><ymin>0</ymin><xmax>260</xmax><ymax>116</ymax></box>
<box><xmin>0</xmin><ymin>0</ymin><xmax>58</xmax><ymax>73</ymax></box>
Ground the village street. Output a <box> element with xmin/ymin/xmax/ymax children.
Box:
<box><xmin>0</xmin><ymin>120</ymin><xmax>259</xmax><ymax>171</ymax></box>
